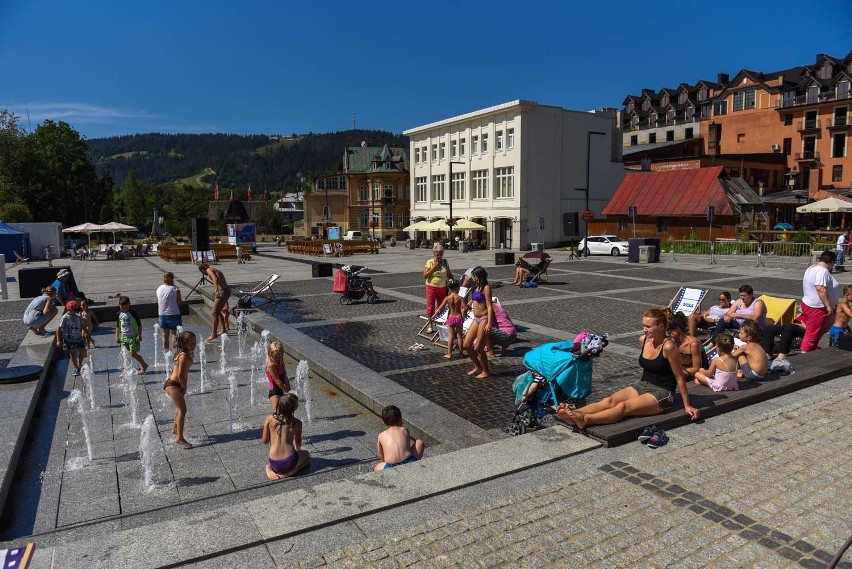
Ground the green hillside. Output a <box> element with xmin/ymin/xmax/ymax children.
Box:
<box><xmin>87</xmin><ymin>130</ymin><xmax>408</xmax><ymax>191</ymax></box>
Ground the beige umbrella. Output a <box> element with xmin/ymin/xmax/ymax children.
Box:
<box><xmin>62</xmin><ymin>222</ymin><xmax>104</xmax><ymax>250</ymax></box>
<box><xmin>452</xmin><ymin>219</ymin><xmax>486</xmax><ymax>231</ymax></box>
<box><xmin>99</xmin><ymin>222</ymin><xmax>138</xmax><ymax>245</ymax></box>
<box><xmin>423</xmin><ymin>219</ymin><xmax>451</xmax><ymax>231</ymax></box>
<box><xmin>403</xmin><ymin>220</ymin><xmax>431</xmax><ymax>232</ymax></box>
<box><xmin>796</xmin><ymin>196</ymin><xmax>852</xmax><ymax>227</ymax></box>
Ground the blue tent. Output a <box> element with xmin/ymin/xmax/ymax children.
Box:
<box><xmin>0</xmin><ymin>222</ymin><xmax>30</xmax><ymax>262</ymax></box>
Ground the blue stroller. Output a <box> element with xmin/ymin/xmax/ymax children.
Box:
<box><xmin>508</xmin><ymin>332</ymin><xmax>607</xmax><ymax>435</ymax></box>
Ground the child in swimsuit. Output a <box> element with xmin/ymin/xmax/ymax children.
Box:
<box><xmin>829</xmin><ymin>285</ymin><xmax>852</xmax><ymax>347</ymax></box>
<box><xmin>262</xmin><ymin>393</ymin><xmax>310</xmax><ymax>480</ymax></box>
<box><xmin>163</xmin><ymin>331</ymin><xmax>197</xmax><ymax>449</ymax></box>
<box><xmin>79</xmin><ymin>298</ymin><xmax>99</xmax><ymax>348</ymax></box>
<box><xmin>265</xmin><ymin>341</ymin><xmax>291</xmax><ymax>411</ymax></box>
<box><xmin>694</xmin><ymin>333</ymin><xmax>739</xmax><ymax>391</ymax></box>
<box><xmin>733</xmin><ymin>321</ymin><xmax>768</xmax><ymax>381</ymax></box>
<box><xmin>432</xmin><ymin>279</ymin><xmax>467</xmax><ymax>360</ymax></box>
<box><xmin>374</xmin><ymin>405</ymin><xmax>424</xmax><ymax>471</ymax></box>
<box><xmin>463</xmin><ymin>267</ymin><xmax>494</xmax><ymax>380</ymax></box>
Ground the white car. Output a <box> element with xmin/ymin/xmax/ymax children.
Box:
<box><xmin>578</xmin><ymin>235</ymin><xmax>630</xmax><ymax>256</ymax></box>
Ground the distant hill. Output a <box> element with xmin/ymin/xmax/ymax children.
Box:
<box><xmin>86</xmin><ymin>130</ymin><xmax>409</xmax><ymax>191</ymax></box>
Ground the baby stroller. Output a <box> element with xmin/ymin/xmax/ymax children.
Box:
<box><xmin>333</xmin><ymin>264</ymin><xmax>379</xmax><ymax>304</ymax></box>
<box><xmin>507</xmin><ymin>332</ymin><xmax>608</xmax><ymax>435</ymax></box>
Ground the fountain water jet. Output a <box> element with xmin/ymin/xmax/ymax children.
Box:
<box><xmin>219</xmin><ymin>334</ymin><xmax>229</xmax><ymax>375</ymax></box>
<box><xmin>68</xmin><ymin>389</ymin><xmax>93</xmax><ymax>462</ymax></box>
<box><xmin>139</xmin><ymin>415</ymin><xmax>160</xmax><ymax>491</ymax></box>
<box><xmin>80</xmin><ymin>363</ymin><xmax>97</xmax><ymax>410</ymax></box>
<box><xmin>152</xmin><ymin>323</ymin><xmax>161</xmax><ymax>369</ymax></box>
<box><xmin>295</xmin><ymin>360</ymin><xmax>313</xmax><ymax>423</ymax></box>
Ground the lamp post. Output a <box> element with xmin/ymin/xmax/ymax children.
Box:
<box><xmin>576</xmin><ymin>131</ymin><xmax>606</xmax><ymax>256</ymax></box>
<box><xmin>448</xmin><ymin>161</ymin><xmax>464</xmax><ymax>247</ymax></box>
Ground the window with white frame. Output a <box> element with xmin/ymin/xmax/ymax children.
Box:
<box><xmin>495</xmin><ymin>167</ymin><xmax>514</xmax><ymax>198</ymax></box>
<box><xmin>416</xmin><ymin>177</ymin><xmax>427</xmax><ymax>202</ymax></box>
<box><xmin>507</xmin><ymin>127</ymin><xmax>514</xmax><ymax>148</ymax></box>
<box><xmin>439</xmin><ymin>142</ymin><xmax>445</xmax><ymax>160</ymax></box>
<box><xmin>698</xmin><ymin>86</ymin><xmax>707</xmax><ymax>101</ymax></box>
<box><xmin>372</xmin><ymin>184</ymin><xmax>379</xmax><ymax>200</ymax></box>
<box><xmin>460</xmin><ymin>137</ymin><xmax>466</xmax><ymax>156</ymax></box>
<box><xmin>359</xmin><ymin>185</ymin><xmax>368</xmax><ymax>201</ymax></box>
<box><xmin>472</xmin><ymin>135</ymin><xmax>479</xmax><ymax>154</ymax></box>
<box><xmin>496</xmin><ymin>130</ymin><xmax>504</xmax><ymax>151</ymax></box>
<box><xmin>451</xmin><ymin>139</ymin><xmax>457</xmax><ymax>157</ymax></box>
<box><xmin>482</xmin><ymin>133</ymin><xmax>489</xmax><ymax>153</ymax></box>
<box><xmin>414</xmin><ymin>147</ymin><xmax>420</xmax><ymax>163</ymax></box>
<box><xmin>472</xmin><ymin>169</ymin><xmax>488</xmax><ymax>200</ymax></box>
<box><xmin>745</xmin><ymin>88</ymin><xmax>755</xmax><ymax>109</ymax></box>
<box><xmin>360</xmin><ymin>212</ymin><xmax>369</xmax><ymax>227</ymax></box>
<box><xmin>451</xmin><ymin>172</ymin><xmax>466</xmax><ymax>201</ymax></box>
<box><xmin>838</xmin><ymin>81</ymin><xmax>850</xmax><ymax>100</ymax></box>
<box><xmin>385</xmin><ymin>213</ymin><xmax>394</xmax><ymax>228</ymax></box>
<box><xmin>432</xmin><ymin>144</ymin><xmax>437</xmax><ymax>161</ymax></box>
<box><xmin>833</xmin><ymin>133</ymin><xmax>846</xmax><ymax>158</ymax></box>
<box><xmin>432</xmin><ymin>174</ymin><xmax>446</xmax><ymax>202</ymax></box>
<box><xmin>422</xmin><ymin>146</ymin><xmax>428</xmax><ymax>160</ymax></box>
<box><xmin>384</xmin><ymin>184</ymin><xmax>394</xmax><ymax>198</ymax></box>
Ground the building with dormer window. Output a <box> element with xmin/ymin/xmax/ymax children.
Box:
<box><xmin>302</xmin><ymin>143</ymin><xmax>410</xmax><ymax>239</ymax></box>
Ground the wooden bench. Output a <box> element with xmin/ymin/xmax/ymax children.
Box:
<box><xmin>286</xmin><ymin>240</ymin><xmax>379</xmax><ymax>257</ymax></box>
<box><xmin>577</xmin><ymin>349</ymin><xmax>852</xmax><ymax>447</ymax></box>
<box><xmin>159</xmin><ymin>245</ymin><xmax>251</xmax><ymax>263</ymax></box>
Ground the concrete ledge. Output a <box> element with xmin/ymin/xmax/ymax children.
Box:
<box><xmin>186</xmin><ymin>300</ymin><xmax>493</xmax><ymax>452</ymax></box>
<box><xmin>41</xmin><ymin>427</ymin><xmax>599</xmax><ymax>569</ymax></box>
<box><xmin>0</xmin><ymin>332</ymin><xmax>56</xmax><ymax>518</ymax></box>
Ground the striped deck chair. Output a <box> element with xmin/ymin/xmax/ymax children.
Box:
<box><xmin>668</xmin><ymin>287</ymin><xmax>708</xmax><ymax>317</ymax></box>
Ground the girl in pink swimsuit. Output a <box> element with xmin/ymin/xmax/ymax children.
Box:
<box><xmin>694</xmin><ymin>333</ymin><xmax>739</xmax><ymax>391</ymax></box>
<box><xmin>432</xmin><ymin>279</ymin><xmax>467</xmax><ymax>360</ymax></box>
<box><xmin>266</xmin><ymin>341</ymin><xmax>291</xmax><ymax>411</ymax></box>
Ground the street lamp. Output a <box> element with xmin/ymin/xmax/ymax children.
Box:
<box><xmin>448</xmin><ymin>161</ymin><xmax>465</xmax><ymax>247</ymax></box>
<box><xmin>576</xmin><ymin>131</ymin><xmax>606</xmax><ymax>256</ymax></box>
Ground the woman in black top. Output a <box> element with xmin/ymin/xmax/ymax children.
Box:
<box><xmin>557</xmin><ymin>308</ymin><xmax>699</xmax><ymax>428</ymax></box>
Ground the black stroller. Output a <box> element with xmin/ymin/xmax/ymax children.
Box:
<box><xmin>333</xmin><ymin>264</ymin><xmax>379</xmax><ymax>304</ymax></box>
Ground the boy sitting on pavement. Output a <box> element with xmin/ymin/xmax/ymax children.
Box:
<box><xmin>733</xmin><ymin>320</ymin><xmax>768</xmax><ymax>381</ymax></box>
<box><xmin>374</xmin><ymin>405</ymin><xmax>425</xmax><ymax>471</ymax></box>
<box><xmin>56</xmin><ymin>300</ymin><xmax>89</xmax><ymax>377</ymax></box>
<box><xmin>829</xmin><ymin>285</ymin><xmax>852</xmax><ymax>347</ymax></box>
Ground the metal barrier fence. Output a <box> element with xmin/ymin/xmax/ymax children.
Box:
<box><xmin>670</xmin><ymin>240</ymin><xmax>815</xmax><ymax>267</ymax></box>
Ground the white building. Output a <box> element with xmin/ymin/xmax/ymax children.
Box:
<box><xmin>404</xmin><ymin>100</ymin><xmax>624</xmax><ymax>249</ymax></box>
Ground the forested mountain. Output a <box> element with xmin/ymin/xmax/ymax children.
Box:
<box><xmin>87</xmin><ymin>129</ymin><xmax>409</xmax><ymax>191</ymax></box>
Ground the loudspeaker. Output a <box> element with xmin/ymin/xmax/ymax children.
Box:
<box><xmin>707</xmin><ymin>206</ymin><xmax>715</xmax><ymax>223</ymax></box>
<box><xmin>312</xmin><ymin>262</ymin><xmax>333</xmax><ymax>278</ymax></box>
<box><xmin>19</xmin><ymin>267</ymin><xmax>78</xmax><ymax>299</ymax></box>
<box><xmin>562</xmin><ymin>212</ymin><xmax>579</xmax><ymax>237</ymax></box>
<box><xmin>192</xmin><ymin>217</ymin><xmax>210</xmax><ymax>251</ymax></box>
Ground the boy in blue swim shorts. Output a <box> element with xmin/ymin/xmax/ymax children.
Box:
<box><xmin>830</xmin><ymin>285</ymin><xmax>852</xmax><ymax>347</ymax></box>
<box><xmin>374</xmin><ymin>405</ymin><xmax>425</xmax><ymax>471</ymax></box>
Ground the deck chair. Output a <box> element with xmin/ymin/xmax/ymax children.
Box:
<box><xmin>668</xmin><ymin>287</ymin><xmax>708</xmax><ymax>317</ymax></box>
<box><xmin>758</xmin><ymin>295</ymin><xmax>797</xmax><ymax>326</ymax></box>
<box><xmin>323</xmin><ymin>243</ymin><xmax>333</xmax><ymax>257</ymax></box>
<box><xmin>205</xmin><ymin>250</ymin><xmax>217</xmax><ymax>264</ymax></box>
<box><xmin>524</xmin><ymin>257</ymin><xmax>552</xmax><ymax>284</ymax></box>
<box><xmin>12</xmin><ymin>251</ymin><xmax>30</xmax><ymax>267</ymax></box>
<box><xmin>237</xmin><ymin>274</ymin><xmax>281</xmax><ymax>309</ymax></box>
<box><xmin>190</xmin><ymin>251</ymin><xmax>202</xmax><ymax>265</ymax></box>
<box><xmin>418</xmin><ymin>305</ymin><xmax>448</xmax><ymax>343</ymax></box>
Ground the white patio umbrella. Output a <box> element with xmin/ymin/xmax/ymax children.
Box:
<box><xmin>451</xmin><ymin>219</ymin><xmax>486</xmax><ymax>231</ymax></box>
<box><xmin>62</xmin><ymin>222</ymin><xmax>104</xmax><ymax>250</ymax></box>
<box><xmin>99</xmin><ymin>222</ymin><xmax>138</xmax><ymax>245</ymax></box>
<box><xmin>795</xmin><ymin>196</ymin><xmax>852</xmax><ymax>227</ymax></box>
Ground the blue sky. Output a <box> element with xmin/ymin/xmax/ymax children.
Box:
<box><xmin>1</xmin><ymin>0</ymin><xmax>850</xmax><ymax>140</ymax></box>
